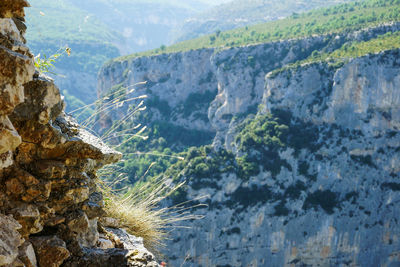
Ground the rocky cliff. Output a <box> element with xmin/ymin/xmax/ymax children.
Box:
<box><xmin>0</xmin><ymin>2</ymin><xmax>158</xmax><ymax>266</ymax></box>
<box><xmin>98</xmin><ymin>22</ymin><xmax>400</xmax><ymax>149</ymax></box>
<box><xmin>162</xmin><ymin>50</ymin><xmax>400</xmax><ymax>266</ymax></box>
<box><xmin>99</xmin><ymin>21</ymin><xmax>400</xmax><ymax>266</ymax></box>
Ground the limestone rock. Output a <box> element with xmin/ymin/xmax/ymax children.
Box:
<box><xmin>264</xmin><ymin>50</ymin><xmax>400</xmax><ymax>135</ymax></box>
<box><xmin>66</xmin><ymin>212</ymin><xmax>98</xmax><ymax>248</ymax></box>
<box><xmin>82</xmin><ymin>192</ymin><xmax>106</xmax><ymax>219</ymax></box>
<box><xmin>0</xmin><ymin>21</ymin><xmax>34</xmax><ymax>116</ymax></box>
<box><xmin>0</xmin><ymin>214</ymin><xmax>23</xmax><ymax>266</ymax></box>
<box><xmin>30</xmin><ymin>236</ymin><xmax>70</xmax><ymax>267</ymax></box>
<box><xmin>0</xmin><ymin>1</ymin><xmax>158</xmax><ymax>266</ymax></box>
<box><xmin>0</xmin><ymin>18</ymin><xmax>25</xmax><ymax>43</ymax></box>
<box><xmin>63</xmin><ymin>228</ymin><xmax>160</xmax><ymax>267</ymax></box>
<box><xmin>108</xmin><ymin>228</ymin><xmax>160</xmax><ymax>267</ymax></box>
<box><xmin>12</xmin><ymin>74</ymin><xmax>64</xmax><ymax>124</ymax></box>
<box><xmin>31</xmin><ymin>160</ymin><xmax>67</xmax><ymax>180</ymax></box>
<box><xmin>7</xmin><ymin>168</ymin><xmax>52</xmax><ymax>202</ymax></box>
<box><xmin>11</xmin><ymin>203</ymin><xmax>43</xmax><ymax>237</ymax></box>
<box><xmin>5</xmin><ymin>178</ymin><xmax>25</xmax><ymax>197</ymax></box>
<box><xmin>0</xmin><ymin>116</ymin><xmax>21</xmax><ymax>154</ymax></box>
<box><xmin>63</xmin><ymin>248</ymin><xmax>137</xmax><ymax>267</ymax></box>
<box><xmin>18</xmin><ymin>242</ymin><xmax>37</xmax><ymax>267</ymax></box>
<box><xmin>0</xmin><ymin>151</ymin><xmax>13</xmax><ymax>170</ymax></box>
<box><xmin>98</xmin><ymin>22</ymin><xmax>400</xmax><ymax>150</ymax></box>
<box><xmin>97</xmin><ymin>237</ymin><xmax>114</xmax><ymax>249</ymax></box>
<box><xmin>159</xmin><ymin>49</ymin><xmax>400</xmax><ymax>267</ymax></box>
<box><xmin>99</xmin><ymin>217</ymin><xmax>120</xmax><ymax>228</ymax></box>
<box><xmin>0</xmin><ymin>0</ymin><xmax>29</xmax><ymax>19</ymax></box>
<box><xmin>98</xmin><ymin>20</ymin><xmax>400</xmax><ymax>266</ymax></box>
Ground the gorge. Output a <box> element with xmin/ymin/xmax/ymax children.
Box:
<box><xmin>0</xmin><ymin>0</ymin><xmax>400</xmax><ymax>266</ymax></box>
<box><xmin>98</xmin><ymin>2</ymin><xmax>400</xmax><ymax>266</ymax></box>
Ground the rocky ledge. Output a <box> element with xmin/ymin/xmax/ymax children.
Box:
<box><xmin>0</xmin><ymin>1</ymin><xmax>159</xmax><ymax>266</ymax></box>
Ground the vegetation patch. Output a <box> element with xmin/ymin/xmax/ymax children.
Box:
<box><xmin>234</xmin><ymin>112</ymin><xmax>291</xmax><ymax>178</ymax></box>
<box><xmin>107</xmin><ymin>83</ymin><xmax>127</xmax><ymax>101</ymax></box>
<box><xmin>146</xmin><ymin>96</ymin><xmax>172</xmax><ymax>118</ymax></box>
<box><xmin>303</xmin><ymin>190</ymin><xmax>340</xmax><ymax>214</ymax></box>
<box><xmin>274</xmin><ymin>31</ymin><xmax>400</xmax><ymax>76</ymax></box>
<box><xmin>234</xmin><ymin>110</ymin><xmax>320</xmax><ymax>179</ymax></box>
<box><xmin>298</xmin><ymin>161</ymin><xmax>317</xmax><ymax>182</ymax></box>
<box><xmin>115</xmin><ymin>0</ymin><xmax>400</xmax><ymax>60</ymax></box>
<box><xmin>344</xmin><ymin>191</ymin><xmax>359</xmax><ymax>204</ymax></box>
<box><xmin>227</xmin><ymin>185</ymin><xmax>273</xmax><ymax>209</ymax></box>
<box><xmin>150</xmin><ymin>109</ymin><xmax>323</xmax><ymax>207</ymax></box>
<box><xmin>274</xmin><ymin>200</ymin><xmax>290</xmax><ymax>216</ymax></box>
<box><xmin>285</xmin><ymin>181</ymin><xmax>307</xmax><ymax>200</ymax></box>
<box><xmin>381</xmin><ymin>182</ymin><xmax>400</xmax><ymax>191</ymax></box>
<box><xmin>226</xmin><ymin>227</ymin><xmax>241</xmax><ymax>235</ymax></box>
<box><xmin>350</xmin><ymin>155</ymin><xmax>377</xmax><ymax>168</ymax></box>
<box><xmin>181</xmin><ymin>89</ymin><xmax>217</xmax><ymax>118</ymax></box>
<box><xmin>114</xmin><ymin>119</ymin><xmax>214</xmax><ymax>185</ymax></box>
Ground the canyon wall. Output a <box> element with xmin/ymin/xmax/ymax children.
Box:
<box><xmin>99</xmin><ymin>22</ymin><xmax>400</xmax><ymax>266</ymax></box>
<box><xmin>99</xmin><ymin>22</ymin><xmax>400</xmax><ymax>149</ymax></box>
<box><xmin>164</xmin><ymin>50</ymin><xmax>400</xmax><ymax>266</ymax></box>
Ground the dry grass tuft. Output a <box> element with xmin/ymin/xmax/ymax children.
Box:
<box><xmin>76</xmin><ymin>83</ymin><xmax>206</xmax><ymax>251</ymax></box>
<box><xmin>99</xmin><ymin>164</ymin><xmax>206</xmax><ymax>250</ymax></box>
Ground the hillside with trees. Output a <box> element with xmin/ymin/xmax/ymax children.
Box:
<box><xmin>172</xmin><ymin>0</ymin><xmax>355</xmax><ymax>42</ymax></box>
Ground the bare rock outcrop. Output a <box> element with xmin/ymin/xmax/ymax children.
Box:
<box><xmin>98</xmin><ymin>19</ymin><xmax>400</xmax><ymax>266</ymax></box>
<box><xmin>0</xmin><ymin>2</ymin><xmax>159</xmax><ymax>267</ymax></box>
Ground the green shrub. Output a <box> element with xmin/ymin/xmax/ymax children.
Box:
<box><xmin>182</xmin><ymin>89</ymin><xmax>217</xmax><ymax>118</ymax></box>
<box><xmin>303</xmin><ymin>190</ymin><xmax>339</xmax><ymax>214</ymax></box>
<box><xmin>114</xmin><ymin>0</ymin><xmax>400</xmax><ymax>60</ymax></box>
<box><xmin>147</xmin><ymin>96</ymin><xmax>172</xmax><ymax>117</ymax></box>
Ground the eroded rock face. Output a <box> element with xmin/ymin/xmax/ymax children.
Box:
<box><xmin>31</xmin><ymin>236</ymin><xmax>70</xmax><ymax>267</ymax></box>
<box><xmin>0</xmin><ymin>2</ymin><xmax>159</xmax><ymax>267</ymax></box>
<box><xmin>0</xmin><ymin>0</ymin><xmax>29</xmax><ymax>19</ymax></box>
<box><xmin>64</xmin><ymin>228</ymin><xmax>159</xmax><ymax>267</ymax></box>
<box><xmin>163</xmin><ymin>50</ymin><xmax>400</xmax><ymax>266</ymax></box>
<box><xmin>97</xmin><ymin>49</ymin><xmax>217</xmax><ymax>136</ymax></box>
<box><xmin>0</xmin><ymin>115</ymin><xmax>21</xmax><ymax>154</ymax></box>
<box><xmin>0</xmin><ymin>7</ymin><xmax>34</xmax><ymax>171</ymax></box>
<box><xmin>18</xmin><ymin>241</ymin><xmax>36</xmax><ymax>267</ymax></box>
<box><xmin>0</xmin><ymin>214</ymin><xmax>24</xmax><ymax>266</ymax></box>
<box><xmin>99</xmin><ymin>21</ymin><xmax>400</xmax><ymax>266</ymax></box>
<box><xmin>98</xmin><ymin>22</ymin><xmax>400</xmax><ymax>151</ymax></box>
<box><xmin>264</xmin><ymin>51</ymin><xmax>400</xmax><ymax>135</ymax></box>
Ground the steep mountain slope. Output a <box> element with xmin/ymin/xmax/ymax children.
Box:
<box><xmin>155</xmin><ymin>49</ymin><xmax>400</xmax><ymax>267</ymax></box>
<box><xmin>118</xmin><ymin>0</ymin><xmax>400</xmax><ymax>59</ymax></box>
<box><xmin>26</xmin><ymin>0</ymin><xmax>214</xmax><ymax>113</ymax></box>
<box><xmin>100</xmin><ymin>0</ymin><xmax>400</xmax><ymax>182</ymax></box>
<box><xmin>97</xmin><ymin>0</ymin><xmax>400</xmax><ymax>265</ymax></box>
<box><xmin>26</xmin><ymin>0</ymin><xmax>121</xmax><ymax>108</ymax></box>
<box><xmin>172</xmin><ymin>0</ymin><xmax>355</xmax><ymax>42</ymax></box>
<box><xmin>65</xmin><ymin>0</ymin><xmax>213</xmax><ymax>54</ymax></box>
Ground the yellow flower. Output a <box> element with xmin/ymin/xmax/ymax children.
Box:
<box><xmin>65</xmin><ymin>47</ymin><xmax>71</xmax><ymax>56</ymax></box>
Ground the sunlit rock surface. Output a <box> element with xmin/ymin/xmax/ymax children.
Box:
<box><xmin>100</xmin><ymin>22</ymin><xmax>400</xmax><ymax>266</ymax></box>
<box><xmin>0</xmin><ymin>2</ymin><xmax>159</xmax><ymax>266</ymax></box>
<box><xmin>161</xmin><ymin>50</ymin><xmax>400</xmax><ymax>267</ymax></box>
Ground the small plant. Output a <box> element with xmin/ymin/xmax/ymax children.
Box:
<box><xmin>34</xmin><ymin>46</ymin><xmax>71</xmax><ymax>74</ymax></box>
<box><xmin>73</xmin><ymin>81</ymin><xmax>205</xmax><ymax>252</ymax></box>
<box><xmin>98</xmin><ymin>164</ymin><xmax>205</xmax><ymax>251</ymax></box>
